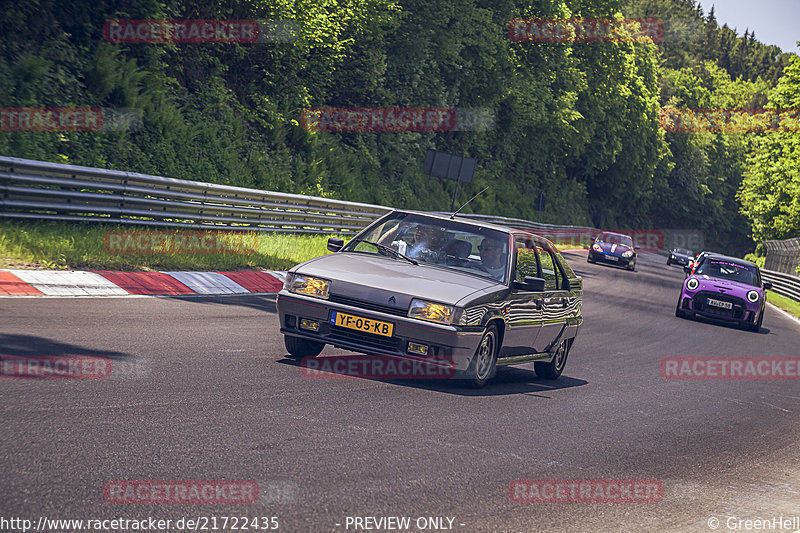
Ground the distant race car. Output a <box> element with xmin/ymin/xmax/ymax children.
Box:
<box><xmin>666</xmin><ymin>247</ymin><xmax>693</xmax><ymax>266</ymax></box>
<box><xmin>675</xmin><ymin>254</ymin><xmax>772</xmax><ymax>332</ymax></box>
<box><xmin>587</xmin><ymin>231</ymin><xmax>637</xmax><ymax>271</ymax></box>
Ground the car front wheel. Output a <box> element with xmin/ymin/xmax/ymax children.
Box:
<box><xmin>284</xmin><ymin>335</ymin><xmax>325</xmax><ymax>358</ymax></box>
<box><xmin>535</xmin><ymin>338</ymin><xmax>570</xmax><ymax>379</ymax></box>
<box><xmin>748</xmin><ymin>306</ymin><xmax>764</xmax><ymax>332</ymax></box>
<box><xmin>467</xmin><ymin>324</ymin><xmax>499</xmax><ymax>388</ymax></box>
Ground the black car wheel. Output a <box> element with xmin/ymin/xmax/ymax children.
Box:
<box><xmin>748</xmin><ymin>306</ymin><xmax>764</xmax><ymax>332</ymax></box>
<box><xmin>535</xmin><ymin>338</ymin><xmax>570</xmax><ymax>379</ymax></box>
<box><xmin>675</xmin><ymin>299</ymin><xmax>687</xmax><ymax>319</ymax></box>
<box><xmin>627</xmin><ymin>261</ymin><xmax>636</xmax><ymax>271</ymax></box>
<box><xmin>284</xmin><ymin>335</ymin><xmax>325</xmax><ymax>358</ymax></box>
<box><xmin>587</xmin><ymin>255</ymin><xmax>595</xmax><ymax>263</ymax></box>
<box><xmin>468</xmin><ymin>324</ymin><xmax>498</xmax><ymax>388</ymax></box>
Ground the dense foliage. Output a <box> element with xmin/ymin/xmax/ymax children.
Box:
<box><xmin>1</xmin><ymin>0</ymin><xmax>797</xmax><ymax>254</ymax></box>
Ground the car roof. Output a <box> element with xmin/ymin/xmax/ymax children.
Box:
<box><xmin>393</xmin><ymin>209</ymin><xmax>516</xmax><ymax>234</ymax></box>
<box><xmin>597</xmin><ymin>231</ymin><xmax>632</xmax><ymax>239</ymax></box>
<box><xmin>699</xmin><ymin>253</ymin><xmax>757</xmax><ymax>268</ymax></box>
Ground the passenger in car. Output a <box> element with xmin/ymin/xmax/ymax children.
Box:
<box><xmin>478</xmin><ymin>237</ymin><xmax>507</xmax><ymax>281</ymax></box>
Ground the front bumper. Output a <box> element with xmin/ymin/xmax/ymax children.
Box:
<box><xmin>678</xmin><ymin>291</ymin><xmax>760</xmax><ymax>324</ymax></box>
<box><xmin>276</xmin><ymin>291</ymin><xmax>484</xmax><ymax>375</ymax></box>
<box><xmin>589</xmin><ymin>252</ymin><xmax>634</xmax><ymax>267</ymax></box>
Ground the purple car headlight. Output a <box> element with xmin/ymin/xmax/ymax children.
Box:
<box><xmin>685</xmin><ymin>278</ymin><xmax>699</xmax><ymax>291</ymax></box>
<box><xmin>746</xmin><ymin>290</ymin><xmax>760</xmax><ymax>303</ymax></box>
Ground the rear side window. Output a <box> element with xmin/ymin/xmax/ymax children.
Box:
<box><xmin>535</xmin><ymin>240</ymin><xmax>567</xmax><ymax>291</ymax></box>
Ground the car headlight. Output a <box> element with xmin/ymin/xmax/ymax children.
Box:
<box><xmin>592</xmin><ymin>243</ymin><xmax>603</xmax><ymax>252</ymax></box>
<box><xmin>747</xmin><ymin>290</ymin><xmax>760</xmax><ymax>303</ymax></box>
<box><xmin>622</xmin><ymin>249</ymin><xmax>634</xmax><ymax>258</ymax></box>
<box><xmin>286</xmin><ymin>273</ymin><xmax>330</xmax><ymax>299</ymax></box>
<box><xmin>686</xmin><ymin>278</ymin><xmax>699</xmax><ymax>291</ymax></box>
<box><xmin>408</xmin><ymin>298</ymin><xmax>456</xmax><ymax>325</ymax></box>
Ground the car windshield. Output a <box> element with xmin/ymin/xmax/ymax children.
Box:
<box><xmin>596</xmin><ymin>233</ymin><xmax>633</xmax><ymax>247</ymax></box>
<box><xmin>674</xmin><ymin>248</ymin><xmax>692</xmax><ymax>255</ymax></box>
<box><xmin>695</xmin><ymin>259</ymin><xmax>760</xmax><ymax>286</ymax></box>
<box><xmin>343</xmin><ymin>213</ymin><xmax>509</xmax><ymax>283</ymax></box>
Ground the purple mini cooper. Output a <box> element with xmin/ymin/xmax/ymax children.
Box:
<box><xmin>675</xmin><ymin>254</ymin><xmax>772</xmax><ymax>332</ymax></box>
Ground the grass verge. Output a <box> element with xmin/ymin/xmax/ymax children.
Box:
<box><xmin>0</xmin><ymin>220</ymin><xmax>336</xmax><ymax>271</ymax></box>
<box><xmin>766</xmin><ymin>290</ymin><xmax>800</xmax><ymax>320</ymax></box>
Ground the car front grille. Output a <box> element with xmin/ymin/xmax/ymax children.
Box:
<box><xmin>692</xmin><ymin>291</ymin><xmax>746</xmax><ymax>319</ymax></box>
<box><xmin>328</xmin><ymin>294</ymin><xmax>408</xmax><ymax>317</ymax></box>
<box><xmin>328</xmin><ymin>326</ymin><xmax>401</xmax><ymax>352</ymax></box>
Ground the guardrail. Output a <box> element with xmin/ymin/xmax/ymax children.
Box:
<box><xmin>761</xmin><ymin>268</ymin><xmax>800</xmax><ymax>303</ymax></box>
<box><xmin>764</xmin><ymin>238</ymin><xmax>800</xmax><ymax>275</ymax></box>
<box><xmin>0</xmin><ymin>156</ymin><xmax>391</xmax><ymax>234</ymax></box>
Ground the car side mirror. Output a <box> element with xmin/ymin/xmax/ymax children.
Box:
<box><xmin>683</xmin><ymin>265</ymin><xmax>692</xmax><ymax>274</ymax></box>
<box><xmin>763</xmin><ymin>281</ymin><xmax>772</xmax><ymax>290</ymax></box>
<box><xmin>327</xmin><ymin>238</ymin><xmax>344</xmax><ymax>252</ymax></box>
<box><xmin>634</xmin><ymin>246</ymin><xmax>640</xmax><ymax>252</ymax></box>
<box><xmin>513</xmin><ymin>276</ymin><xmax>546</xmax><ymax>292</ymax></box>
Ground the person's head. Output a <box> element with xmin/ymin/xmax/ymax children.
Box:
<box><xmin>414</xmin><ymin>224</ymin><xmax>438</xmax><ymax>245</ymax></box>
<box><xmin>479</xmin><ymin>237</ymin><xmax>505</xmax><ymax>269</ymax></box>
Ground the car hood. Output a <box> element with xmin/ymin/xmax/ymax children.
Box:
<box><xmin>291</xmin><ymin>252</ymin><xmax>503</xmax><ymax>307</ymax></box>
<box><xmin>595</xmin><ymin>242</ymin><xmax>633</xmax><ymax>255</ymax></box>
<box><xmin>689</xmin><ymin>275</ymin><xmax>761</xmax><ymax>296</ymax></box>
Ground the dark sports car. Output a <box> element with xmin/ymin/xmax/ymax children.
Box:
<box><xmin>277</xmin><ymin>210</ymin><xmax>583</xmax><ymax>387</ymax></box>
<box><xmin>675</xmin><ymin>254</ymin><xmax>772</xmax><ymax>332</ymax></box>
<box><xmin>587</xmin><ymin>232</ymin><xmax>637</xmax><ymax>270</ymax></box>
<box><xmin>666</xmin><ymin>247</ymin><xmax>693</xmax><ymax>266</ymax></box>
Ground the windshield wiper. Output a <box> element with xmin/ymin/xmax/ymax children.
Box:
<box><xmin>349</xmin><ymin>239</ymin><xmax>418</xmax><ymax>265</ymax></box>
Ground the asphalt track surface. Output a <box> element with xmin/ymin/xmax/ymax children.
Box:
<box><xmin>1</xmin><ymin>251</ymin><xmax>799</xmax><ymax>533</ymax></box>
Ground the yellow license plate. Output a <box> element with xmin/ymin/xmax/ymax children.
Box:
<box><xmin>330</xmin><ymin>311</ymin><xmax>394</xmax><ymax>337</ymax></box>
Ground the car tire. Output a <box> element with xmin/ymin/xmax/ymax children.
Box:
<box><xmin>666</xmin><ymin>259</ymin><xmax>672</xmax><ymax>265</ymax></box>
<box><xmin>587</xmin><ymin>256</ymin><xmax>595</xmax><ymax>263</ymax></box>
<box><xmin>748</xmin><ymin>306</ymin><xmax>764</xmax><ymax>332</ymax></box>
<box><xmin>535</xmin><ymin>338</ymin><xmax>570</xmax><ymax>379</ymax></box>
<box><xmin>627</xmin><ymin>262</ymin><xmax>636</xmax><ymax>271</ymax></box>
<box><xmin>284</xmin><ymin>335</ymin><xmax>325</xmax><ymax>358</ymax></box>
<box><xmin>675</xmin><ymin>299</ymin><xmax>687</xmax><ymax>319</ymax></box>
<box><xmin>467</xmin><ymin>324</ymin><xmax>499</xmax><ymax>388</ymax></box>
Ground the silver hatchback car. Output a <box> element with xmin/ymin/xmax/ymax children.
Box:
<box><xmin>277</xmin><ymin>210</ymin><xmax>583</xmax><ymax>387</ymax></box>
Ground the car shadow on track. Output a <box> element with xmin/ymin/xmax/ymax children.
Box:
<box><xmin>0</xmin><ymin>334</ymin><xmax>140</xmax><ymax>379</ymax></box>
<box><xmin>679</xmin><ymin>315</ymin><xmax>772</xmax><ymax>335</ymax></box>
<box><xmin>276</xmin><ymin>356</ymin><xmax>588</xmax><ymax>396</ymax></box>
<box><xmin>168</xmin><ymin>294</ymin><xmax>278</xmax><ymax>313</ymax></box>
